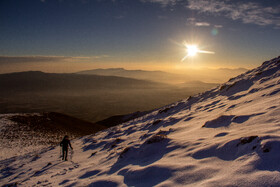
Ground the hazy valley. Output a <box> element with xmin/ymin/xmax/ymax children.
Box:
<box><xmin>0</xmin><ymin>70</ymin><xmax>222</xmax><ymax>123</ymax></box>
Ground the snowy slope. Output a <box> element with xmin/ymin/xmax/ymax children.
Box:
<box><xmin>1</xmin><ymin>56</ymin><xmax>280</xmax><ymax>186</ymax></box>
<box><xmin>0</xmin><ymin>112</ymin><xmax>108</xmax><ymax>161</ymax></box>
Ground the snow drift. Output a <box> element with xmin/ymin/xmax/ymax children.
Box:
<box><xmin>1</xmin><ymin>56</ymin><xmax>280</xmax><ymax>186</ymax></box>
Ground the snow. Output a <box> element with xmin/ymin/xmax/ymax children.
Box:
<box><xmin>0</xmin><ymin>113</ymin><xmax>51</xmax><ymax>160</ymax></box>
<box><xmin>1</xmin><ymin>56</ymin><xmax>280</xmax><ymax>186</ymax></box>
<box><xmin>0</xmin><ymin>113</ymin><xmax>73</xmax><ymax>160</ymax></box>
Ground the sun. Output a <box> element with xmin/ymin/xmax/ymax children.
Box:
<box><xmin>181</xmin><ymin>42</ymin><xmax>215</xmax><ymax>61</ymax></box>
<box><xmin>186</xmin><ymin>45</ymin><xmax>198</xmax><ymax>57</ymax></box>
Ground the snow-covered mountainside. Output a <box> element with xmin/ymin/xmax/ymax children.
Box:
<box><xmin>0</xmin><ymin>112</ymin><xmax>105</xmax><ymax>160</ymax></box>
<box><xmin>1</xmin><ymin>56</ymin><xmax>280</xmax><ymax>186</ymax></box>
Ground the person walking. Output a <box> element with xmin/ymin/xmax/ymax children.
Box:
<box><xmin>60</xmin><ymin>135</ymin><xmax>73</xmax><ymax>161</ymax></box>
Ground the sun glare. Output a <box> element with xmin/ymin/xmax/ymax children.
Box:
<box><xmin>181</xmin><ymin>42</ymin><xmax>215</xmax><ymax>61</ymax></box>
<box><xmin>186</xmin><ymin>45</ymin><xmax>198</xmax><ymax>57</ymax></box>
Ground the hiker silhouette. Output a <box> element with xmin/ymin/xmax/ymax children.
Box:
<box><xmin>60</xmin><ymin>135</ymin><xmax>73</xmax><ymax>161</ymax></box>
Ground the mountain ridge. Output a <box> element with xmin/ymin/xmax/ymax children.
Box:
<box><xmin>0</xmin><ymin>70</ymin><xmax>165</xmax><ymax>92</ymax></box>
<box><xmin>77</xmin><ymin>67</ymin><xmax>189</xmax><ymax>84</ymax></box>
<box><xmin>77</xmin><ymin>67</ymin><xmax>248</xmax><ymax>84</ymax></box>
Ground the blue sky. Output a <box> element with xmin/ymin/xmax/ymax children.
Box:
<box><xmin>0</xmin><ymin>0</ymin><xmax>280</xmax><ymax>72</ymax></box>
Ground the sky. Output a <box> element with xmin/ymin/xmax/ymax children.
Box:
<box><xmin>0</xmin><ymin>0</ymin><xmax>280</xmax><ymax>73</ymax></box>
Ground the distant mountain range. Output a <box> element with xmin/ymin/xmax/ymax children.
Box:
<box><xmin>0</xmin><ymin>71</ymin><xmax>165</xmax><ymax>93</ymax></box>
<box><xmin>77</xmin><ymin>68</ymin><xmax>190</xmax><ymax>84</ymax></box>
<box><xmin>77</xmin><ymin>67</ymin><xmax>248</xmax><ymax>84</ymax></box>
<box><xmin>179</xmin><ymin>80</ymin><xmax>219</xmax><ymax>88</ymax></box>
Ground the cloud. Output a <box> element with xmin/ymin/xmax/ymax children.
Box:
<box><xmin>90</xmin><ymin>55</ymin><xmax>109</xmax><ymax>59</ymax></box>
<box><xmin>141</xmin><ymin>0</ymin><xmax>280</xmax><ymax>27</ymax></box>
<box><xmin>195</xmin><ymin>22</ymin><xmax>210</xmax><ymax>27</ymax></box>
<box><xmin>187</xmin><ymin>0</ymin><xmax>280</xmax><ymax>27</ymax></box>
<box><xmin>0</xmin><ymin>56</ymin><xmax>69</xmax><ymax>64</ymax></box>
<box><xmin>0</xmin><ymin>55</ymin><xmax>107</xmax><ymax>64</ymax></box>
<box><xmin>140</xmin><ymin>0</ymin><xmax>178</xmax><ymax>6</ymax></box>
<box><xmin>186</xmin><ymin>18</ymin><xmax>213</xmax><ymax>27</ymax></box>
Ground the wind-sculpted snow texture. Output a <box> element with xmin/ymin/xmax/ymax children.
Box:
<box><xmin>1</xmin><ymin>56</ymin><xmax>280</xmax><ymax>186</ymax></box>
